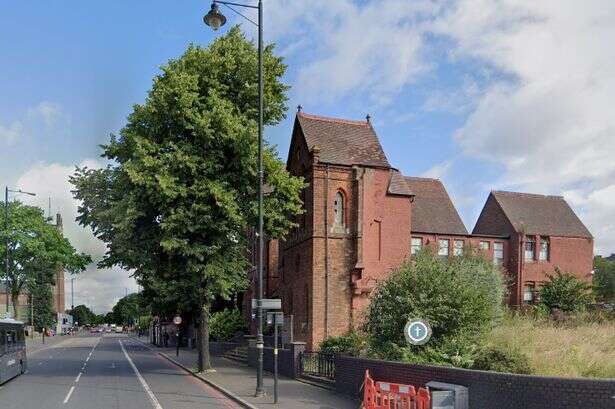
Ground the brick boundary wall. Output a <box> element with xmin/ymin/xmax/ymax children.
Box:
<box><xmin>247</xmin><ymin>342</ymin><xmax>306</xmax><ymax>378</ymax></box>
<box><xmin>335</xmin><ymin>355</ymin><xmax>615</xmax><ymax>409</ymax></box>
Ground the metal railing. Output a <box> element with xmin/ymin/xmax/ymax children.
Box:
<box><xmin>299</xmin><ymin>351</ymin><xmax>335</xmax><ymax>380</ymax></box>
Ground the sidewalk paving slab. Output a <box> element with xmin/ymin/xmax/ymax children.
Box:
<box><xmin>136</xmin><ymin>339</ymin><xmax>360</xmax><ymax>409</ymax></box>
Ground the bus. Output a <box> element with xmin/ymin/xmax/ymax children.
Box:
<box><xmin>0</xmin><ymin>318</ymin><xmax>27</xmax><ymax>384</ymax></box>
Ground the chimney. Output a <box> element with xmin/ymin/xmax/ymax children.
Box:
<box><xmin>56</xmin><ymin>213</ymin><xmax>63</xmax><ymax>231</ymax></box>
<box><xmin>310</xmin><ymin>145</ymin><xmax>321</xmax><ymax>163</ymax></box>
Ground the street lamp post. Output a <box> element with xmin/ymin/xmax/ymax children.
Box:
<box><xmin>4</xmin><ymin>187</ymin><xmax>36</xmax><ymax>317</ymax></box>
<box><xmin>204</xmin><ymin>1</ymin><xmax>266</xmax><ymax>397</ymax></box>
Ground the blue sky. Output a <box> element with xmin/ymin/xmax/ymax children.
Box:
<box><xmin>2</xmin><ymin>1</ymin><xmax>614</xmax><ymax>311</ymax></box>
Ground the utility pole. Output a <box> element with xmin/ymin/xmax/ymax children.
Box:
<box><xmin>71</xmin><ymin>278</ymin><xmax>75</xmax><ymax>310</ymax></box>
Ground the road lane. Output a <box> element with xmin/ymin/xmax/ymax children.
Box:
<box><xmin>1</xmin><ymin>334</ymin><xmax>240</xmax><ymax>409</ymax></box>
<box><xmin>117</xmin><ymin>338</ymin><xmax>240</xmax><ymax>409</ymax></box>
<box><xmin>0</xmin><ymin>335</ymin><xmax>102</xmax><ymax>409</ymax></box>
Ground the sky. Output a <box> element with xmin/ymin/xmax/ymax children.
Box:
<box><xmin>2</xmin><ymin>1</ymin><xmax>614</xmax><ymax>312</ymax></box>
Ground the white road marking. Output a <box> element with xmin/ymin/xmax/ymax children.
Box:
<box><xmin>60</xmin><ymin>336</ymin><xmax>101</xmax><ymax>405</ymax></box>
<box><xmin>63</xmin><ymin>386</ymin><xmax>75</xmax><ymax>404</ymax></box>
<box><xmin>119</xmin><ymin>340</ymin><xmax>163</xmax><ymax>409</ymax></box>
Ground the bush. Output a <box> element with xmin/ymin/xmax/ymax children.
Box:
<box><xmin>593</xmin><ymin>257</ymin><xmax>615</xmax><ymax>303</ymax></box>
<box><xmin>319</xmin><ymin>331</ymin><xmax>367</xmax><ymax>356</ymax></box>
<box><xmin>539</xmin><ymin>269</ymin><xmax>593</xmax><ymax>313</ymax></box>
<box><xmin>472</xmin><ymin>345</ymin><xmax>532</xmax><ymax>374</ymax></box>
<box><xmin>209</xmin><ymin>308</ymin><xmax>247</xmax><ymax>341</ymax></box>
<box><xmin>364</xmin><ymin>249</ymin><xmax>505</xmax><ymax>363</ymax></box>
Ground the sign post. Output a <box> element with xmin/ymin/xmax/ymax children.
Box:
<box><xmin>267</xmin><ymin>311</ymin><xmax>283</xmax><ymax>404</ymax></box>
<box><xmin>173</xmin><ymin>315</ymin><xmax>182</xmax><ymax>357</ymax></box>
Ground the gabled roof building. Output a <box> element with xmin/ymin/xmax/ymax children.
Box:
<box><xmin>246</xmin><ymin>110</ymin><xmax>594</xmax><ymax>349</ymax></box>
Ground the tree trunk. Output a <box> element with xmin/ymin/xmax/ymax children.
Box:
<box><xmin>197</xmin><ymin>303</ymin><xmax>211</xmax><ymax>372</ymax></box>
<box><xmin>11</xmin><ymin>292</ymin><xmax>19</xmax><ymax>319</ymax></box>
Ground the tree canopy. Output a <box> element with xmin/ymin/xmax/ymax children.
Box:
<box><xmin>71</xmin><ymin>27</ymin><xmax>304</xmax><ymax>370</ymax></box>
<box><xmin>0</xmin><ymin>202</ymin><xmax>90</xmax><ymax>319</ymax></box>
<box><xmin>364</xmin><ymin>249</ymin><xmax>505</xmax><ymax>366</ymax></box>
<box><xmin>594</xmin><ymin>256</ymin><xmax>615</xmax><ymax>303</ymax></box>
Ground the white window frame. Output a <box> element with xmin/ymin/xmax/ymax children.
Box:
<box><xmin>438</xmin><ymin>239</ymin><xmax>449</xmax><ymax>257</ymax></box>
<box><xmin>525</xmin><ymin>238</ymin><xmax>535</xmax><ymax>262</ymax></box>
<box><xmin>411</xmin><ymin>237</ymin><xmax>422</xmax><ymax>255</ymax></box>
<box><xmin>333</xmin><ymin>191</ymin><xmax>345</xmax><ymax>228</ymax></box>
<box><xmin>539</xmin><ymin>238</ymin><xmax>549</xmax><ymax>261</ymax></box>
<box><xmin>523</xmin><ymin>285</ymin><xmax>534</xmax><ymax>302</ymax></box>
<box><xmin>493</xmin><ymin>242</ymin><xmax>504</xmax><ymax>266</ymax></box>
<box><xmin>453</xmin><ymin>240</ymin><xmax>464</xmax><ymax>256</ymax></box>
<box><xmin>479</xmin><ymin>241</ymin><xmax>490</xmax><ymax>251</ymax></box>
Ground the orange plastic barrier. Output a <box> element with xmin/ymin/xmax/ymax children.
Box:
<box><xmin>363</xmin><ymin>370</ymin><xmax>431</xmax><ymax>409</ymax></box>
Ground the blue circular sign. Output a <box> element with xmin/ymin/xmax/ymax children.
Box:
<box><xmin>404</xmin><ymin>319</ymin><xmax>432</xmax><ymax>345</ymax></box>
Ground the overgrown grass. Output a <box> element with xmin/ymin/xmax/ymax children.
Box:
<box><xmin>485</xmin><ymin>313</ymin><xmax>615</xmax><ymax>378</ymax></box>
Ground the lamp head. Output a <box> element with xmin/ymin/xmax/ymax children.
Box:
<box><xmin>204</xmin><ymin>3</ymin><xmax>227</xmax><ymax>31</ymax></box>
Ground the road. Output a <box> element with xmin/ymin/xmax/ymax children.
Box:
<box><xmin>1</xmin><ymin>333</ymin><xmax>240</xmax><ymax>409</ymax></box>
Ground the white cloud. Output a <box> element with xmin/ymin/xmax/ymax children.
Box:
<box><xmin>28</xmin><ymin>101</ymin><xmax>63</xmax><ymax>126</ymax></box>
<box><xmin>0</xmin><ymin>101</ymin><xmax>65</xmax><ymax>145</ymax></box>
<box><xmin>0</xmin><ymin>121</ymin><xmax>23</xmax><ymax>144</ymax></box>
<box><xmin>265</xmin><ymin>0</ymin><xmax>440</xmax><ymax>104</ymax></box>
<box><xmin>420</xmin><ymin>160</ymin><xmax>453</xmax><ymax>179</ymax></box>
<box><xmin>16</xmin><ymin>161</ymin><xmax>138</xmax><ymax>313</ymax></box>
<box><xmin>435</xmin><ymin>1</ymin><xmax>615</xmax><ymax>253</ymax></box>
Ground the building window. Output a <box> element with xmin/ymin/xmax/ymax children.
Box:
<box><xmin>479</xmin><ymin>241</ymin><xmax>490</xmax><ymax>251</ymax></box>
<box><xmin>539</xmin><ymin>237</ymin><xmax>549</xmax><ymax>261</ymax></box>
<box><xmin>453</xmin><ymin>240</ymin><xmax>464</xmax><ymax>256</ymax></box>
<box><xmin>493</xmin><ymin>242</ymin><xmax>504</xmax><ymax>266</ymax></box>
<box><xmin>525</xmin><ymin>237</ymin><xmax>535</xmax><ymax>262</ymax></box>
<box><xmin>411</xmin><ymin>237</ymin><xmax>422</xmax><ymax>255</ymax></box>
<box><xmin>523</xmin><ymin>284</ymin><xmax>534</xmax><ymax>303</ymax></box>
<box><xmin>438</xmin><ymin>239</ymin><xmax>449</xmax><ymax>258</ymax></box>
<box><xmin>333</xmin><ymin>191</ymin><xmax>344</xmax><ymax>227</ymax></box>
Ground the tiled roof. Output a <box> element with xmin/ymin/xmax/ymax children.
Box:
<box><xmin>404</xmin><ymin>177</ymin><xmax>468</xmax><ymax>235</ymax></box>
<box><xmin>490</xmin><ymin>191</ymin><xmax>592</xmax><ymax>238</ymax></box>
<box><xmin>388</xmin><ymin>170</ymin><xmax>413</xmax><ymax>196</ymax></box>
<box><xmin>296</xmin><ymin>112</ymin><xmax>391</xmax><ymax>168</ymax></box>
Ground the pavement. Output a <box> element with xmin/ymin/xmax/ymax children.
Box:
<box><xmin>1</xmin><ymin>333</ymin><xmax>242</xmax><ymax>409</ymax></box>
<box><xmin>141</xmin><ymin>340</ymin><xmax>359</xmax><ymax>409</ymax></box>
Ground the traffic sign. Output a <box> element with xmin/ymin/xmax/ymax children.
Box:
<box><xmin>173</xmin><ymin>315</ymin><xmax>182</xmax><ymax>325</ymax></box>
<box><xmin>251</xmin><ymin>298</ymin><xmax>282</xmax><ymax>310</ymax></box>
<box><xmin>266</xmin><ymin>312</ymin><xmax>284</xmax><ymax>325</ymax></box>
<box><xmin>404</xmin><ymin>318</ymin><xmax>432</xmax><ymax>345</ymax></box>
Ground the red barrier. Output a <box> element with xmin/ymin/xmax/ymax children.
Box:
<box><xmin>363</xmin><ymin>370</ymin><xmax>431</xmax><ymax>409</ymax></box>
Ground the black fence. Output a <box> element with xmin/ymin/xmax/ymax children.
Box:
<box><xmin>299</xmin><ymin>352</ymin><xmax>335</xmax><ymax>380</ymax></box>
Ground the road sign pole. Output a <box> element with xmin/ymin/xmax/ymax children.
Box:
<box><xmin>274</xmin><ymin>321</ymin><xmax>278</xmax><ymax>404</ymax></box>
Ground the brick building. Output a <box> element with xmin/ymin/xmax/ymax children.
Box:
<box><xmin>247</xmin><ymin>110</ymin><xmax>594</xmax><ymax>349</ymax></box>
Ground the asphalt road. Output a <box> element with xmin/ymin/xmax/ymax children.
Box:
<box><xmin>0</xmin><ymin>334</ymin><xmax>240</xmax><ymax>409</ymax></box>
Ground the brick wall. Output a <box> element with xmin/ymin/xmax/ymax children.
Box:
<box><xmin>335</xmin><ymin>355</ymin><xmax>615</xmax><ymax>409</ymax></box>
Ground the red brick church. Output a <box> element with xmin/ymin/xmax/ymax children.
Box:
<box><xmin>247</xmin><ymin>110</ymin><xmax>594</xmax><ymax>349</ymax></box>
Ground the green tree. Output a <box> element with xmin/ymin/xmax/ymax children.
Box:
<box><xmin>364</xmin><ymin>249</ymin><xmax>505</xmax><ymax>366</ymax></box>
<box><xmin>28</xmin><ymin>277</ymin><xmax>55</xmax><ymax>331</ymax></box>
<box><xmin>68</xmin><ymin>304</ymin><xmax>97</xmax><ymax>326</ymax></box>
<box><xmin>539</xmin><ymin>269</ymin><xmax>593</xmax><ymax>312</ymax></box>
<box><xmin>0</xmin><ymin>202</ymin><xmax>90</xmax><ymax>318</ymax></box>
<box><xmin>71</xmin><ymin>27</ymin><xmax>303</xmax><ymax>371</ymax></box>
<box><xmin>209</xmin><ymin>308</ymin><xmax>246</xmax><ymax>341</ymax></box>
<box><xmin>593</xmin><ymin>256</ymin><xmax>615</xmax><ymax>303</ymax></box>
<box><xmin>110</xmin><ymin>293</ymin><xmax>145</xmax><ymax>326</ymax></box>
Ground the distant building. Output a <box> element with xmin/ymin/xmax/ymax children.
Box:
<box><xmin>245</xmin><ymin>110</ymin><xmax>594</xmax><ymax>349</ymax></box>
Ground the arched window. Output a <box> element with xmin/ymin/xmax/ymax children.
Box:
<box><xmin>334</xmin><ymin>191</ymin><xmax>344</xmax><ymax>227</ymax></box>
